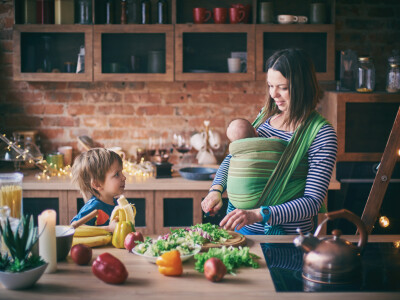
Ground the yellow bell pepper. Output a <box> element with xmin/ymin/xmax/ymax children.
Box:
<box><xmin>156</xmin><ymin>250</ymin><xmax>183</xmax><ymax>276</ymax></box>
<box><xmin>112</xmin><ymin>209</ymin><xmax>135</xmax><ymax>248</ymax></box>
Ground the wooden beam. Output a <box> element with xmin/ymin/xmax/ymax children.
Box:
<box><xmin>361</xmin><ymin>105</ymin><xmax>400</xmax><ymax>234</ymax></box>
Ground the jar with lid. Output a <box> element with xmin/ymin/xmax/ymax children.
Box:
<box><xmin>76</xmin><ymin>0</ymin><xmax>92</xmax><ymax>24</ymax></box>
<box><xmin>140</xmin><ymin>0</ymin><xmax>151</xmax><ymax>24</ymax></box>
<box><xmin>386</xmin><ymin>52</ymin><xmax>400</xmax><ymax>93</ymax></box>
<box><xmin>355</xmin><ymin>57</ymin><xmax>375</xmax><ymax>93</ymax></box>
<box><xmin>157</xmin><ymin>0</ymin><xmax>168</xmax><ymax>24</ymax></box>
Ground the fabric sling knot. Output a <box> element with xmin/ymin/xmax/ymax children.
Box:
<box><xmin>227</xmin><ymin>110</ymin><xmax>329</xmax><ymax>235</ymax></box>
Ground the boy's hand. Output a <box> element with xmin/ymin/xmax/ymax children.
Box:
<box><xmin>106</xmin><ymin>216</ymin><xmax>119</xmax><ymax>232</ymax></box>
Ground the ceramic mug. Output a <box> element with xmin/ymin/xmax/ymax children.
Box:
<box><xmin>297</xmin><ymin>15</ymin><xmax>308</xmax><ymax>24</ymax></box>
<box><xmin>229</xmin><ymin>7</ymin><xmax>245</xmax><ymax>24</ymax></box>
<box><xmin>310</xmin><ymin>3</ymin><xmax>326</xmax><ymax>24</ymax></box>
<box><xmin>277</xmin><ymin>14</ymin><xmax>298</xmax><ymax>24</ymax></box>
<box><xmin>193</xmin><ymin>7</ymin><xmax>212</xmax><ymax>24</ymax></box>
<box><xmin>259</xmin><ymin>2</ymin><xmax>274</xmax><ymax>24</ymax></box>
<box><xmin>227</xmin><ymin>57</ymin><xmax>245</xmax><ymax>73</ymax></box>
<box><xmin>213</xmin><ymin>7</ymin><xmax>228</xmax><ymax>24</ymax></box>
<box><xmin>57</xmin><ymin>146</ymin><xmax>73</xmax><ymax>166</ymax></box>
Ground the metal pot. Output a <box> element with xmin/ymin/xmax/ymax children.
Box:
<box><xmin>294</xmin><ymin>209</ymin><xmax>368</xmax><ymax>285</ymax></box>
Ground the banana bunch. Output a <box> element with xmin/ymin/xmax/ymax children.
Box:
<box><xmin>110</xmin><ymin>195</ymin><xmax>136</xmax><ymax>225</ymax></box>
<box><xmin>72</xmin><ymin>225</ymin><xmax>112</xmax><ymax>248</ymax></box>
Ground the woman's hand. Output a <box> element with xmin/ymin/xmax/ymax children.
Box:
<box><xmin>219</xmin><ymin>208</ymin><xmax>263</xmax><ymax>231</ymax></box>
<box><xmin>201</xmin><ymin>191</ymin><xmax>223</xmax><ymax>217</ymax></box>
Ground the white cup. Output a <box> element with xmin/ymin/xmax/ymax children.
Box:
<box><xmin>227</xmin><ymin>57</ymin><xmax>244</xmax><ymax>73</ymax></box>
<box><xmin>297</xmin><ymin>15</ymin><xmax>308</xmax><ymax>24</ymax></box>
<box><xmin>57</xmin><ymin>146</ymin><xmax>73</xmax><ymax>166</ymax></box>
<box><xmin>107</xmin><ymin>147</ymin><xmax>126</xmax><ymax>160</ymax></box>
<box><xmin>277</xmin><ymin>15</ymin><xmax>298</xmax><ymax>24</ymax></box>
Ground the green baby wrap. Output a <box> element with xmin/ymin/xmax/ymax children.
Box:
<box><xmin>227</xmin><ymin>111</ymin><xmax>328</xmax><ymax>219</ymax></box>
<box><xmin>227</xmin><ymin>137</ymin><xmax>308</xmax><ymax>209</ymax></box>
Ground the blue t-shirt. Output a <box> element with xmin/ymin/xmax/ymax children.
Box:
<box><xmin>71</xmin><ymin>195</ymin><xmax>118</xmax><ymax>226</ymax></box>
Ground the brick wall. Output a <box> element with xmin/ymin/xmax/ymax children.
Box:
<box><xmin>0</xmin><ymin>0</ymin><xmax>399</xmax><ymax>163</ymax></box>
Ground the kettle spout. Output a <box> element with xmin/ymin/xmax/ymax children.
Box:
<box><xmin>293</xmin><ymin>228</ymin><xmax>320</xmax><ymax>253</ymax></box>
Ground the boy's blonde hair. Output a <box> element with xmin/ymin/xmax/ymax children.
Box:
<box><xmin>72</xmin><ymin>148</ymin><xmax>123</xmax><ymax>200</ymax></box>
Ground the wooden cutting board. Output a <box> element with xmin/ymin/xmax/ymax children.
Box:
<box><xmin>201</xmin><ymin>231</ymin><xmax>246</xmax><ymax>251</ymax></box>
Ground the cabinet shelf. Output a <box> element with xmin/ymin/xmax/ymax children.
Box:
<box><xmin>93</xmin><ymin>24</ymin><xmax>174</xmax><ymax>81</ymax></box>
<box><xmin>13</xmin><ymin>24</ymin><xmax>93</xmax><ymax>82</ymax></box>
<box><xmin>12</xmin><ymin>1</ymin><xmax>335</xmax><ymax>82</ymax></box>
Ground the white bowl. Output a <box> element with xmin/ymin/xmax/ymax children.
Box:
<box><xmin>132</xmin><ymin>245</ymin><xmax>202</xmax><ymax>264</ymax></box>
<box><xmin>0</xmin><ymin>263</ymin><xmax>48</xmax><ymax>290</ymax></box>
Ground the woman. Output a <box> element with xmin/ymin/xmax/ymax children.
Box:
<box><xmin>201</xmin><ymin>48</ymin><xmax>337</xmax><ymax>235</ymax></box>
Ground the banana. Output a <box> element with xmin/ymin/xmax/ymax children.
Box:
<box><xmin>72</xmin><ymin>235</ymin><xmax>112</xmax><ymax>248</ymax></box>
<box><xmin>74</xmin><ymin>225</ymin><xmax>111</xmax><ymax>237</ymax></box>
<box><xmin>110</xmin><ymin>195</ymin><xmax>136</xmax><ymax>225</ymax></box>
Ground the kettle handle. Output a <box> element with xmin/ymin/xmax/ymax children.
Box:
<box><xmin>314</xmin><ymin>209</ymin><xmax>368</xmax><ymax>251</ymax></box>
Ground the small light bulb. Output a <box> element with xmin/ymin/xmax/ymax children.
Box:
<box><xmin>379</xmin><ymin>216</ymin><xmax>390</xmax><ymax>228</ymax></box>
<box><xmin>393</xmin><ymin>240</ymin><xmax>400</xmax><ymax>248</ymax></box>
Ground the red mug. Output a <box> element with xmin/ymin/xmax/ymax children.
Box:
<box><xmin>213</xmin><ymin>7</ymin><xmax>228</xmax><ymax>24</ymax></box>
<box><xmin>193</xmin><ymin>7</ymin><xmax>212</xmax><ymax>24</ymax></box>
<box><xmin>229</xmin><ymin>7</ymin><xmax>245</xmax><ymax>24</ymax></box>
<box><xmin>231</xmin><ymin>4</ymin><xmax>251</xmax><ymax>23</ymax></box>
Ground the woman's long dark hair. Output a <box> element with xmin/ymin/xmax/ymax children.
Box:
<box><xmin>262</xmin><ymin>48</ymin><xmax>323</xmax><ymax>130</ymax></box>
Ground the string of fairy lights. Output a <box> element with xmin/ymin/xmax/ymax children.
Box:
<box><xmin>0</xmin><ymin>133</ymin><xmax>154</xmax><ymax>181</ymax></box>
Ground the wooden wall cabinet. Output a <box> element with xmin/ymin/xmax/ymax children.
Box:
<box><xmin>320</xmin><ymin>91</ymin><xmax>400</xmax><ymax>162</ymax></box>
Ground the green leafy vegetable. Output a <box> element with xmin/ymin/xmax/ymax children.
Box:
<box><xmin>194</xmin><ymin>246</ymin><xmax>260</xmax><ymax>275</ymax></box>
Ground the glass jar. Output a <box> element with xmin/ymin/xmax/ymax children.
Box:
<box><xmin>121</xmin><ymin>0</ymin><xmax>127</xmax><ymax>24</ymax></box>
<box><xmin>386</xmin><ymin>51</ymin><xmax>400</xmax><ymax>93</ymax></box>
<box><xmin>140</xmin><ymin>0</ymin><xmax>151</xmax><ymax>24</ymax></box>
<box><xmin>157</xmin><ymin>0</ymin><xmax>168</xmax><ymax>24</ymax></box>
<box><xmin>105</xmin><ymin>0</ymin><xmax>114</xmax><ymax>24</ymax></box>
<box><xmin>0</xmin><ymin>173</ymin><xmax>23</xmax><ymax>219</ymax></box>
<box><xmin>76</xmin><ymin>0</ymin><xmax>92</xmax><ymax>24</ymax></box>
<box><xmin>40</xmin><ymin>35</ymin><xmax>53</xmax><ymax>72</ymax></box>
<box><xmin>127</xmin><ymin>0</ymin><xmax>140</xmax><ymax>23</ymax></box>
<box><xmin>355</xmin><ymin>57</ymin><xmax>375</xmax><ymax>93</ymax></box>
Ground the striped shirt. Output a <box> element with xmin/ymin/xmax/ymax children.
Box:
<box><xmin>213</xmin><ymin>115</ymin><xmax>337</xmax><ymax>234</ymax></box>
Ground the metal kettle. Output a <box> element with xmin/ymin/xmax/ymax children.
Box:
<box><xmin>294</xmin><ymin>209</ymin><xmax>368</xmax><ymax>285</ymax></box>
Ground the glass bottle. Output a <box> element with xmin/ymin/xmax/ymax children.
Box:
<box><xmin>386</xmin><ymin>52</ymin><xmax>400</xmax><ymax>93</ymax></box>
<box><xmin>40</xmin><ymin>35</ymin><xmax>53</xmax><ymax>72</ymax></box>
<box><xmin>127</xmin><ymin>0</ymin><xmax>139</xmax><ymax>23</ymax></box>
<box><xmin>76</xmin><ymin>0</ymin><xmax>92</xmax><ymax>24</ymax></box>
<box><xmin>355</xmin><ymin>57</ymin><xmax>375</xmax><ymax>93</ymax></box>
<box><xmin>121</xmin><ymin>0</ymin><xmax>127</xmax><ymax>24</ymax></box>
<box><xmin>157</xmin><ymin>0</ymin><xmax>168</xmax><ymax>24</ymax></box>
<box><xmin>140</xmin><ymin>0</ymin><xmax>151</xmax><ymax>24</ymax></box>
<box><xmin>37</xmin><ymin>0</ymin><xmax>55</xmax><ymax>24</ymax></box>
<box><xmin>105</xmin><ymin>0</ymin><xmax>114</xmax><ymax>24</ymax></box>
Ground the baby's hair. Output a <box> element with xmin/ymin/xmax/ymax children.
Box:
<box><xmin>227</xmin><ymin>118</ymin><xmax>257</xmax><ymax>141</ymax></box>
<box><xmin>71</xmin><ymin>148</ymin><xmax>123</xmax><ymax>199</ymax></box>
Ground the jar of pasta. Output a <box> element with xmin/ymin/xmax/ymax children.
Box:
<box><xmin>0</xmin><ymin>173</ymin><xmax>23</xmax><ymax>219</ymax></box>
<box><xmin>356</xmin><ymin>56</ymin><xmax>375</xmax><ymax>93</ymax></box>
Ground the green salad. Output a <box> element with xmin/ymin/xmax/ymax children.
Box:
<box><xmin>134</xmin><ymin>223</ymin><xmax>232</xmax><ymax>257</ymax></box>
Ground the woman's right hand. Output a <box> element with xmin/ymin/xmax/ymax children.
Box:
<box><xmin>201</xmin><ymin>190</ymin><xmax>223</xmax><ymax>217</ymax></box>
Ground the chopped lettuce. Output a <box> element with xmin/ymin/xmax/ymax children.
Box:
<box><xmin>194</xmin><ymin>246</ymin><xmax>260</xmax><ymax>275</ymax></box>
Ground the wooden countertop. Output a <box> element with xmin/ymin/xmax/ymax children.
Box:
<box><xmin>20</xmin><ymin>167</ymin><xmax>341</xmax><ymax>191</ymax></box>
<box><xmin>1</xmin><ymin>235</ymin><xmax>398</xmax><ymax>300</ymax></box>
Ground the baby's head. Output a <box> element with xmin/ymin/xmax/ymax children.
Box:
<box><xmin>72</xmin><ymin>148</ymin><xmax>123</xmax><ymax>199</ymax></box>
<box><xmin>227</xmin><ymin>118</ymin><xmax>258</xmax><ymax>142</ymax></box>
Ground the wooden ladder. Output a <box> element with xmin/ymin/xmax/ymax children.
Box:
<box><xmin>361</xmin><ymin>105</ymin><xmax>400</xmax><ymax>234</ymax></box>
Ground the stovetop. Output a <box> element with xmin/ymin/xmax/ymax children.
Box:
<box><xmin>260</xmin><ymin>242</ymin><xmax>400</xmax><ymax>292</ymax></box>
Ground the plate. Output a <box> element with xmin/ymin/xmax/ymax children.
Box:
<box><xmin>179</xmin><ymin>167</ymin><xmax>217</xmax><ymax>181</ymax></box>
<box><xmin>132</xmin><ymin>245</ymin><xmax>202</xmax><ymax>264</ymax></box>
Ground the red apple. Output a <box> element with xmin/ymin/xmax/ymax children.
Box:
<box><xmin>204</xmin><ymin>257</ymin><xmax>227</xmax><ymax>282</ymax></box>
<box><xmin>124</xmin><ymin>231</ymin><xmax>144</xmax><ymax>251</ymax></box>
<box><xmin>71</xmin><ymin>244</ymin><xmax>92</xmax><ymax>265</ymax></box>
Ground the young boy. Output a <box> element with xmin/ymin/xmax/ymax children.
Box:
<box><xmin>226</xmin><ymin>118</ymin><xmax>258</xmax><ymax>142</ymax></box>
<box><xmin>70</xmin><ymin>148</ymin><xmax>126</xmax><ymax>232</ymax></box>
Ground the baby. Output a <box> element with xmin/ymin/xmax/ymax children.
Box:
<box><xmin>70</xmin><ymin>148</ymin><xmax>126</xmax><ymax>232</ymax></box>
<box><xmin>226</xmin><ymin>118</ymin><xmax>258</xmax><ymax>142</ymax></box>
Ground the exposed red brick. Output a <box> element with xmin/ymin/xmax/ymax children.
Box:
<box><xmin>97</xmin><ymin>104</ymin><xmax>135</xmax><ymax>115</ymax></box>
<box><xmin>164</xmin><ymin>93</ymin><xmax>189</xmax><ymax>104</ymax></box>
<box><xmin>85</xmin><ymin>92</ymin><xmax>122</xmax><ymax>103</ymax></box>
<box><xmin>42</xmin><ymin>116</ymin><xmax>77</xmax><ymax>127</ymax></box>
<box><xmin>109</xmin><ymin>117</ymin><xmax>145</xmax><ymax>128</ymax></box>
<box><xmin>25</xmin><ymin>104</ymin><xmax>64</xmax><ymax>115</ymax></box>
<box><xmin>92</xmin><ymin>130</ymin><xmax>129</xmax><ymax>140</ymax></box>
<box><xmin>146</xmin><ymin>82</ymin><xmax>184</xmax><ymax>92</ymax></box>
<box><xmin>184</xmin><ymin>81</ymin><xmax>209</xmax><ymax>91</ymax></box>
<box><xmin>67</xmin><ymin>105</ymin><xmax>96</xmax><ymax>116</ymax></box>
<box><xmin>125</xmin><ymin>93</ymin><xmax>162</xmax><ymax>103</ymax></box>
<box><xmin>136</xmin><ymin>105</ymin><xmax>174</xmax><ymax>116</ymax></box>
<box><xmin>45</xmin><ymin>92</ymin><xmax>83</xmax><ymax>102</ymax></box>
<box><xmin>40</xmin><ymin>128</ymin><xmax>65</xmax><ymax>140</ymax></box>
<box><xmin>191</xmin><ymin>93</ymin><xmax>230</xmax><ymax>104</ymax></box>
<box><xmin>82</xmin><ymin>117</ymin><xmax>108</xmax><ymax>128</ymax></box>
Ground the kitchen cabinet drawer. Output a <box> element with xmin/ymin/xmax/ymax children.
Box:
<box><xmin>13</xmin><ymin>25</ymin><xmax>93</xmax><ymax>82</ymax></box>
